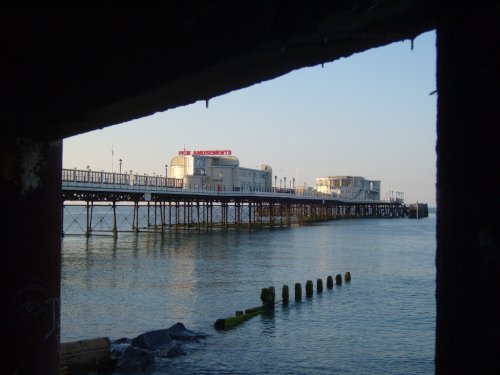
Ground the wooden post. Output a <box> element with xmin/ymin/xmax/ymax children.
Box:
<box><xmin>327</xmin><ymin>275</ymin><xmax>334</xmax><ymax>289</ymax></box>
<box><xmin>317</xmin><ymin>278</ymin><xmax>323</xmax><ymax>293</ymax></box>
<box><xmin>295</xmin><ymin>283</ymin><xmax>302</xmax><ymax>301</ymax></box>
<box><xmin>282</xmin><ymin>285</ymin><xmax>289</xmax><ymax>305</ymax></box>
<box><xmin>260</xmin><ymin>286</ymin><xmax>275</xmax><ymax>310</ymax></box>
<box><xmin>306</xmin><ymin>280</ymin><xmax>313</xmax><ymax>297</ymax></box>
<box><xmin>335</xmin><ymin>274</ymin><xmax>342</xmax><ymax>285</ymax></box>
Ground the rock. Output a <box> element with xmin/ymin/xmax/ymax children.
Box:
<box><xmin>114</xmin><ymin>346</ymin><xmax>154</xmax><ymax>373</ymax></box>
<box><xmin>111</xmin><ymin>322</ymin><xmax>207</xmax><ymax>372</ymax></box>
<box><xmin>166</xmin><ymin>322</ymin><xmax>207</xmax><ymax>342</ymax></box>
<box><xmin>112</xmin><ymin>337</ymin><xmax>131</xmax><ymax>345</ymax></box>
<box><xmin>166</xmin><ymin>343</ymin><xmax>187</xmax><ymax>358</ymax></box>
<box><xmin>131</xmin><ymin>329</ymin><xmax>173</xmax><ymax>351</ymax></box>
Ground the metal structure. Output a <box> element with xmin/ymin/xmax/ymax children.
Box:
<box><xmin>62</xmin><ymin>168</ymin><xmax>406</xmax><ymax>236</ymax></box>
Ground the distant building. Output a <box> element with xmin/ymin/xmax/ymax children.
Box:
<box><xmin>170</xmin><ymin>150</ymin><xmax>272</xmax><ymax>191</ymax></box>
<box><xmin>315</xmin><ymin>176</ymin><xmax>381</xmax><ymax>201</ymax></box>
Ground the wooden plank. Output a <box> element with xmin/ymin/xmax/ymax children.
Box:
<box><xmin>60</xmin><ymin>337</ymin><xmax>111</xmax><ymax>372</ymax></box>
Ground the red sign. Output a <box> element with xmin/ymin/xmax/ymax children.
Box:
<box><xmin>178</xmin><ymin>150</ymin><xmax>232</xmax><ymax>156</ymax></box>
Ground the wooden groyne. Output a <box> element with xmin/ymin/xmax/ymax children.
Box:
<box><xmin>214</xmin><ymin>272</ymin><xmax>351</xmax><ymax>330</ymax></box>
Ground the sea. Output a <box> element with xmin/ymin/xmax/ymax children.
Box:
<box><xmin>61</xmin><ymin>209</ymin><xmax>436</xmax><ymax>374</ymax></box>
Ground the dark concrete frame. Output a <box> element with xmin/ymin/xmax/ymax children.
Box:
<box><xmin>1</xmin><ymin>2</ymin><xmax>498</xmax><ymax>374</ymax></box>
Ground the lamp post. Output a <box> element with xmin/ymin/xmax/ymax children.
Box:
<box><xmin>284</xmin><ymin>177</ymin><xmax>287</xmax><ymax>190</ymax></box>
<box><xmin>119</xmin><ymin>159</ymin><xmax>122</xmax><ymax>174</ymax></box>
<box><xmin>274</xmin><ymin>176</ymin><xmax>277</xmax><ymax>190</ymax></box>
<box><xmin>293</xmin><ymin>177</ymin><xmax>295</xmax><ymax>189</ymax></box>
<box><xmin>165</xmin><ymin>164</ymin><xmax>168</xmax><ymax>178</ymax></box>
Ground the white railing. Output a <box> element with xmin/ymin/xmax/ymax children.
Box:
<box><xmin>62</xmin><ymin>169</ymin><xmax>395</xmax><ymax>204</ymax></box>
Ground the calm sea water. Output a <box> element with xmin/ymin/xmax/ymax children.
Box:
<box><xmin>61</xmin><ymin>211</ymin><xmax>436</xmax><ymax>374</ymax></box>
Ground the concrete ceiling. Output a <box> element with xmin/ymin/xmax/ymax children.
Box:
<box><xmin>2</xmin><ymin>1</ymin><xmax>435</xmax><ymax>141</ymax></box>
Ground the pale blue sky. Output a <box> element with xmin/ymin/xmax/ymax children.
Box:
<box><xmin>64</xmin><ymin>31</ymin><xmax>437</xmax><ymax>206</ymax></box>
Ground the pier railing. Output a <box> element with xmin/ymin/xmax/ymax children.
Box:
<box><xmin>62</xmin><ymin>169</ymin><xmax>382</xmax><ymax>204</ymax></box>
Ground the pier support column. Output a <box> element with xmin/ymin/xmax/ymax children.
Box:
<box><xmin>436</xmin><ymin>2</ymin><xmax>500</xmax><ymax>374</ymax></box>
<box><xmin>1</xmin><ymin>138</ymin><xmax>62</xmax><ymax>375</ymax></box>
<box><xmin>112</xmin><ymin>200</ymin><xmax>117</xmax><ymax>238</ymax></box>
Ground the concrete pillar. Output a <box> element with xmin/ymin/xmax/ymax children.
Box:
<box><xmin>436</xmin><ymin>2</ymin><xmax>500</xmax><ymax>373</ymax></box>
<box><xmin>1</xmin><ymin>138</ymin><xmax>62</xmax><ymax>375</ymax></box>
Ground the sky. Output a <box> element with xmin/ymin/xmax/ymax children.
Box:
<box><xmin>63</xmin><ymin>30</ymin><xmax>437</xmax><ymax>206</ymax></box>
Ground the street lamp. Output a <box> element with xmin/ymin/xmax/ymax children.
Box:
<box><xmin>165</xmin><ymin>164</ymin><xmax>168</xmax><ymax>179</ymax></box>
<box><xmin>119</xmin><ymin>158</ymin><xmax>122</xmax><ymax>174</ymax></box>
<box><xmin>293</xmin><ymin>177</ymin><xmax>295</xmax><ymax>189</ymax></box>
<box><xmin>274</xmin><ymin>176</ymin><xmax>277</xmax><ymax>189</ymax></box>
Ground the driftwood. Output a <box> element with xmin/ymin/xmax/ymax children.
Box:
<box><xmin>60</xmin><ymin>337</ymin><xmax>111</xmax><ymax>374</ymax></box>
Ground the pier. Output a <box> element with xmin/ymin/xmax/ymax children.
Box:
<box><xmin>62</xmin><ymin>168</ymin><xmax>406</xmax><ymax>236</ymax></box>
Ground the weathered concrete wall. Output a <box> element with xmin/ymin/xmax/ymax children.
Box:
<box><xmin>0</xmin><ymin>139</ymin><xmax>62</xmax><ymax>374</ymax></box>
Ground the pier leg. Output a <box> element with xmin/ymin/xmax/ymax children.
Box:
<box><xmin>154</xmin><ymin>201</ymin><xmax>157</xmax><ymax>230</ymax></box>
<box><xmin>89</xmin><ymin>201</ymin><xmax>94</xmax><ymax>235</ymax></box>
<box><xmin>134</xmin><ymin>201</ymin><xmax>139</xmax><ymax>232</ymax></box>
<box><xmin>197</xmin><ymin>201</ymin><xmax>200</xmax><ymax>231</ymax></box>
<box><xmin>86</xmin><ymin>199</ymin><xmax>91</xmax><ymax>236</ymax></box>
<box><xmin>248</xmin><ymin>202</ymin><xmax>252</xmax><ymax>228</ymax></box>
<box><xmin>160</xmin><ymin>202</ymin><xmax>164</xmax><ymax>231</ymax></box>
<box><xmin>112</xmin><ymin>200</ymin><xmax>117</xmax><ymax>238</ymax></box>
<box><xmin>147</xmin><ymin>202</ymin><xmax>151</xmax><ymax>227</ymax></box>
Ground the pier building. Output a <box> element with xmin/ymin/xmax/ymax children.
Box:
<box><xmin>170</xmin><ymin>150</ymin><xmax>273</xmax><ymax>191</ymax></box>
<box><xmin>315</xmin><ymin>176</ymin><xmax>381</xmax><ymax>201</ymax></box>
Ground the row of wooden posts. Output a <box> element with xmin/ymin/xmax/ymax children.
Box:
<box><xmin>214</xmin><ymin>272</ymin><xmax>351</xmax><ymax>330</ymax></box>
<box><xmin>60</xmin><ymin>273</ymin><xmax>352</xmax><ymax>372</ymax></box>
